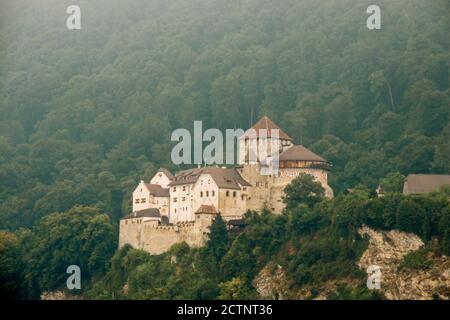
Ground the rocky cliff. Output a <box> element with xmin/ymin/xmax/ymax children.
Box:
<box><xmin>254</xmin><ymin>226</ymin><xmax>450</xmax><ymax>300</ymax></box>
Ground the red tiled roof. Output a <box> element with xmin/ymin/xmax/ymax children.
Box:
<box><xmin>279</xmin><ymin>145</ymin><xmax>327</xmax><ymax>162</ymax></box>
<box><xmin>241</xmin><ymin>116</ymin><xmax>292</xmax><ymax>140</ymax></box>
<box><xmin>195</xmin><ymin>205</ymin><xmax>218</xmax><ymax>215</ymax></box>
<box><xmin>168</xmin><ymin>167</ymin><xmax>251</xmax><ymax>189</ymax></box>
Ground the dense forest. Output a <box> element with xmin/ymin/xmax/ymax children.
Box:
<box><xmin>0</xmin><ymin>0</ymin><xmax>449</xmax><ymax>299</ymax></box>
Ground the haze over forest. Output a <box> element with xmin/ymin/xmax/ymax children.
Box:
<box><xmin>0</xmin><ymin>0</ymin><xmax>449</xmax><ymax>300</ymax></box>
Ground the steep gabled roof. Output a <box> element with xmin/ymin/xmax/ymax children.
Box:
<box><xmin>279</xmin><ymin>145</ymin><xmax>327</xmax><ymax>162</ymax></box>
<box><xmin>241</xmin><ymin>116</ymin><xmax>292</xmax><ymax>140</ymax></box>
<box><xmin>143</xmin><ymin>183</ymin><xmax>170</xmax><ymax>197</ymax></box>
<box><xmin>156</xmin><ymin>168</ymin><xmax>174</xmax><ymax>180</ymax></box>
<box><xmin>168</xmin><ymin>167</ymin><xmax>251</xmax><ymax>190</ymax></box>
<box><xmin>403</xmin><ymin>174</ymin><xmax>450</xmax><ymax>194</ymax></box>
<box><xmin>121</xmin><ymin>208</ymin><xmax>161</xmax><ymax>220</ymax></box>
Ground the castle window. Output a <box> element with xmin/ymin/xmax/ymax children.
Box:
<box><xmin>182</xmin><ymin>197</ymin><xmax>185</xmax><ymax>201</ymax></box>
<box><xmin>243</xmin><ymin>187</ymin><xmax>247</xmax><ymax>191</ymax></box>
<box><xmin>173</xmin><ymin>197</ymin><xmax>178</xmax><ymax>203</ymax></box>
<box><xmin>212</xmin><ymin>190</ymin><xmax>215</xmax><ymax>196</ymax></box>
<box><xmin>233</xmin><ymin>191</ymin><xmax>236</xmax><ymax>197</ymax></box>
<box><xmin>241</xmin><ymin>195</ymin><xmax>245</xmax><ymax>201</ymax></box>
<box><xmin>135</xmin><ymin>199</ymin><xmax>140</xmax><ymax>204</ymax></box>
<box><xmin>226</xmin><ymin>191</ymin><xmax>230</xmax><ymax>197</ymax></box>
<box><xmin>141</xmin><ymin>198</ymin><xmax>146</xmax><ymax>203</ymax></box>
<box><xmin>182</xmin><ymin>186</ymin><xmax>186</xmax><ymax>191</ymax></box>
<box><xmin>200</xmin><ymin>191</ymin><xmax>203</xmax><ymax>197</ymax></box>
<box><xmin>173</xmin><ymin>187</ymin><xmax>176</xmax><ymax>192</ymax></box>
<box><xmin>206</xmin><ymin>191</ymin><xmax>209</xmax><ymax>197</ymax></box>
<box><xmin>175</xmin><ymin>209</ymin><xmax>177</xmax><ymax>213</ymax></box>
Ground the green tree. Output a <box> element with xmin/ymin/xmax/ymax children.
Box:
<box><xmin>379</xmin><ymin>172</ymin><xmax>405</xmax><ymax>194</ymax></box>
<box><xmin>283</xmin><ymin>174</ymin><xmax>325</xmax><ymax>210</ymax></box>
<box><xmin>205</xmin><ymin>215</ymin><xmax>230</xmax><ymax>265</ymax></box>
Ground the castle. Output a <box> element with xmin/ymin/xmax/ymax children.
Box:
<box><xmin>119</xmin><ymin>116</ymin><xmax>333</xmax><ymax>254</ymax></box>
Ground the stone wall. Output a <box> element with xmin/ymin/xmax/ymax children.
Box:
<box><xmin>119</xmin><ymin>214</ymin><xmax>213</xmax><ymax>255</ymax></box>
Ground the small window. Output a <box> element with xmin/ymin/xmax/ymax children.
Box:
<box><xmin>206</xmin><ymin>191</ymin><xmax>209</xmax><ymax>197</ymax></box>
<box><xmin>200</xmin><ymin>191</ymin><xmax>203</xmax><ymax>197</ymax></box>
<box><xmin>173</xmin><ymin>197</ymin><xmax>178</xmax><ymax>203</ymax></box>
<box><xmin>173</xmin><ymin>187</ymin><xmax>176</xmax><ymax>192</ymax></box>
<box><xmin>135</xmin><ymin>199</ymin><xmax>140</xmax><ymax>204</ymax></box>
<box><xmin>182</xmin><ymin>197</ymin><xmax>185</xmax><ymax>201</ymax></box>
<box><xmin>226</xmin><ymin>191</ymin><xmax>230</xmax><ymax>197</ymax></box>
<box><xmin>141</xmin><ymin>198</ymin><xmax>146</xmax><ymax>203</ymax></box>
<box><xmin>241</xmin><ymin>195</ymin><xmax>245</xmax><ymax>200</ymax></box>
<box><xmin>212</xmin><ymin>190</ymin><xmax>215</xmax><ymax>196</ymax></box>
<box><xmin>233</xmin><ymin>191</ymin><xmax>236</xmax><ymax>197</ymax></box>
<box><xmin>182</xmin><ymin>186</ymin><xmax>186</xmax><ymax>191</ymax></box>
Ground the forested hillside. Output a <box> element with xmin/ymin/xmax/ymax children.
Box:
<box><xmin>0</xmin><ymin>0</ymin><xmax>448</xmax><ymax>230</ymax></box>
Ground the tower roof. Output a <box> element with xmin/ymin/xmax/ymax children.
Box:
<box><xmin>241</xmin><ymin>116</ymin><xmax>292</xmax><ymax>141</ymax></box>
<box><xmin>279</xmin><ymin>145</ymin><xmax>328</xmax><ymax>162</ymax></box>
<box><xmin>195</xmin><ymin>205</ymin><xmax>218</xmax><ymax>215</ymax></box>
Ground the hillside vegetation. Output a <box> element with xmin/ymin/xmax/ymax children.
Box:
<box><xmin>0</xmin><ymin>0</ymin><xmax>449</xmax><ymax>299</ymax></box>
<box><xmin>0</xmin><ymin>0</ymin><xmax>449</xmax><ymax>229</ymax></box>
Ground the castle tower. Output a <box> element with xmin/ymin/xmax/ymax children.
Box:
<box><xmin>239</xmin><ymin>116</ymin><xmax>293</xmax><ymax>165</ymax></box>
<box><xmin>194</xmin><ymin>204</ymin><xmax>218</xmax><ymax>239</ymax></box>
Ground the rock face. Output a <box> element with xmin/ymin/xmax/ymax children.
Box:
<box><xmin>40</xmin><ymin>290</ymin><xmax>82</xmax><ymax>300</ymax></box>
<box><xmin>254</xmin><ymin>226</ymin><xmax>450</xmax><ymax>300</ymax></box>
<box><xmin>253</xmin><ymin>265</ymin><xmax>289</xmax><ymax>300</ymax></box>
<box><xmin>358</xmin><ymin>226</ymin><xmax>450</xmax><ymax>300</ymax></box>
